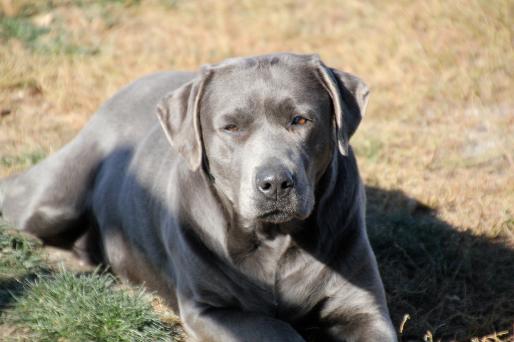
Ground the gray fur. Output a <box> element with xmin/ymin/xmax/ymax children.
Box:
<box><xmin>0</xmin><ymin>53</ymin><xmax>396</xmax><ymax>341</ymax></box>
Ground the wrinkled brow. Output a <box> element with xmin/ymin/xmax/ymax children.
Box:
<box><xmin>262</xmin><ymin>96</ymin><xmax>325</xmax><ymax>120</ymax></box>
<box><xmin>213</xmin><ymin>109</ymin><xmax>256</xmax><ymax>127</ymax></box>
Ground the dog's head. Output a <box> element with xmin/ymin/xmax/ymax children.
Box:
<box><xmin>157</xmin><ymin>53</ymin><xmax>369</xmax><ymax>224</ymax></box>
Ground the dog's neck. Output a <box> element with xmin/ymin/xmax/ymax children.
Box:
<box><xmin>292</xmin><ymin>147</ymin><xmax>362</xmax><ymax>265</ymax></box>
<box><xmin>194</xmin><ymin>147</ymin><xmax>360</xmax><ymax>268</ymax></box>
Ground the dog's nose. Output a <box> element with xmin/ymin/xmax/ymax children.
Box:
<box><xmin>256</xmin><ymin>167</ymin><xmax>295</xmax><ymax>199</ymax></box>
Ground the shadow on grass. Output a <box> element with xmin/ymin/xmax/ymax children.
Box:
<box><xmin>0</xmin><ymin>222</ymin><xmax>53</xmax><ymax>316</ymax></box>
<box><xmin>0</xmin><ymin>273</ymin><xmax>40</xmax><ymax>312</ymax></box>
<box><xmin>366</xmin><ymin>186</ymin><xmax>514</xmax><ymax>341</ymax></box>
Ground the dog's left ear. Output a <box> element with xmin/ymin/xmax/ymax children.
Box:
<box><xmin>156</xmin><ymin>69</ymin><xmax>212</xmax><ymax>171</ymax></box>
<box><xmin>315</xmin><ymin>61</ymin><xmax>370</xmax><ymax>156</ymax></box>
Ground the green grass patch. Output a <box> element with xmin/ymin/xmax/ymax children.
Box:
<box><xmin>0</xmin><ymin>16</ymin><xmax>49</xmax><ymax>44</ymax></box>
<box><xmin>0</xmin><ymin>150</ymin><xmax>46</xmax><ymax>169</ymax></box>
<box><xmin>0</xmin><ymin>219</ymin><xmax>48</xmax><ymax>336</ymax></box>
<box><xmin>0</xmin><ymin>0</ymin><xmax>134</xmax><ymax>56</ymax></box>
<box><xmin>0</xmin><ymin>0</ymin><xmax>141</xmax><ymax>18</ymax></box>
<box><xmin>0</xmin><ymin>222</ymin><xmax>183</xmax><ymax>340</ymax></box>
<box><xmin>0</xmin><ymin>220</ymin><xmax>45</xmax><ymax>280</ymax></box>
<box><xmin>5</xmin><ymin>270</ymin><xmax>172</xmax><ymax>341</ymax></box>
<box><xmin>0</xmin><ymin>16</ymin><xmax>100</xmax><ymax>56</ymax></box>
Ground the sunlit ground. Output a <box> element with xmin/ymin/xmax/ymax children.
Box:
<box><xmin>0</xmin><ymin>1</ymin><xmax>512</xmax><ymax>340</ymax></box>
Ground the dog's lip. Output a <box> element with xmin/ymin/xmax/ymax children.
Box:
<box><xmin>257</xmin><ymin>209</ymin><xmax>295</xmax><ymax>223</ymax></box>
<box><xmin>258</xmin><ymin>209</ymin><xmax>282</xmax><ymax>218</ymax></box>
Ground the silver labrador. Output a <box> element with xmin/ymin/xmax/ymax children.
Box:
<box><xmin>0</xmin><ymin>53</ymin><xmax>396</xmax><ymax>341</ymax></box>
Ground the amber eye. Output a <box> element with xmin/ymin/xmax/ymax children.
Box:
<box><xmin>291</xmin><ymin>115</ymin><xmax>309</xmax><ymax>126</ymax></box>
<box><xmin>223</xmin><ymin>124</ymin><xmax>239</xmax><ymax>133</ymax></box>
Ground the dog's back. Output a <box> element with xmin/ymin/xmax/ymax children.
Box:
<box><xmin>0</xmin><ymin>71</ymin><xmax>194</xmax><ymax>247</ymax></box>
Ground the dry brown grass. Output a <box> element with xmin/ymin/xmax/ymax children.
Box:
<box><xmin>0</xmin><ymin>0</ymin><xmax>513</xmax><ymax>341</ymax></box>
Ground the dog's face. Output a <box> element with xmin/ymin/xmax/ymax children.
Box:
<box><xmin>157</xmin><ymin>53</ymin><xmax>369</xmax><ymax>224</ymax></box>
<box><xmin>201</xmin><ymin>61</ymin><xmax>333</xmax><ymax>223</ymax></box>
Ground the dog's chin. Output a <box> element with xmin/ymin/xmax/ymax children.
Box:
<box><xmin>255</xmin><ymin>203</ymin><xmax>313</xmax><ymax>224</ymax></box>
<box><xmin>257</xmin><ymin>210</ymin><xmax>296</xmax><ymax>224</ymax></box>
<box><xmin>240</xmin><ymin>192</ymin><xmax>315</xmax><ymax>225</ymax></box>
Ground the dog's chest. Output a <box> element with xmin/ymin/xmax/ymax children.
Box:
<box><xmin>249</xmin><ymin>234</ymin><xmax>292</xmax><ymax>284</ymax></box>
<box><xmin>239</xmin><ymin>235</ymin><xmax>328</xmax><ymax>318</ymax></box>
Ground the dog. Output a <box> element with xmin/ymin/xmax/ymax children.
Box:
<box><xmin>0</xmin><ymin>53</ymin><xmax>396</xmax><ymax>341</ymax></box>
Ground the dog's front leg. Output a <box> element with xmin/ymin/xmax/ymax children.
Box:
<box><xmin>180</xmin><ymin>300</ymin><xmax>305</xmax><ymax>342</ymax></box>
<box><xmin>323</xmin><ymin>317</ymin><xmax>397</xmax><ymax>342</ymax></box>
<box><xmin>318</xmin><ymin>244</ymin><xmax>397</xmax><ymax>341</ymax></box>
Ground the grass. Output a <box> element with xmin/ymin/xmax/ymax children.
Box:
<box><xmin>0</xmin><ymin>220</ymin><xmax>45</xmax><ymax>279</ymax></box>
<box><xmin>0</xmin><ymin>223</ymin><xmax>185</xmax><ymax>341</ymax></box>
<box><xmin>0</xmin><ymin>0</ymin><xmax>127</xmax><ymax>55</ymax></box>
<box><xmin>0</xmin><ymin>150</ymin><xmax>46</xmax><ymax>169</ymax></box>
<box><xmin>6</xmin><ymin>271</ymin><xmax>171</xmax><ymax>342</ymax></box>
<box><xmin>366</xmin><ymin>191</ymin><xmax>514</xmax><ymax>340</ymax></box>
<box><xmin>0</xmin><ymin>0</ymin><xmax>512</xmax><ymax>340</ymax></box>
<box><xmin>0</xmin><ymin>16</ymin><xmax>49</xmax><ymax>45</ymax></box>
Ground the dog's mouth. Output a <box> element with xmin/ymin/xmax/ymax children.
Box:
<box><xmin>257</xmin><ymin>209</ymin><xmax>294</xmax><ymax>224</ymax></box>
<box><xmin>256</xmin><ymin>202</ymin><xmax>314</xmax><ymax>224</ymax></box>
<box><xmin>247</xmin><ymin>185</ymin><xmax>315</xmax><ymax>225</ymax></box>
<box><xmin>253</xmin><ymin>193</ymin><xmax>315</xmax><ymax>224</ymax></box>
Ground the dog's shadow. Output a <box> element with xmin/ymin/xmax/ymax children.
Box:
<box><xmin>365</xmin><ymin>186</ymin><xmax>514</xmax><ymax>341</ymax></box>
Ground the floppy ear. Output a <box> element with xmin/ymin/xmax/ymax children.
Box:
<box><xmin>156</xmin><ymin>71</ymin><xmax>212</xmax><ymax>170</ymax></box>
<box><xmin>316</xmin><ymin>62</ymin><xmax>370</xmax><ymax>156</ymax></box>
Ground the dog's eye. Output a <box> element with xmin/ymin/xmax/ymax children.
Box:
<box><xmin>291</xmin><ymin>115</ymin><xmax>309</xmax><ymax>126</ymax></box>
<box><xmin>223</xmin><ymin>124</ymin><xmax>239</xmax><ymax>133</ymax></box>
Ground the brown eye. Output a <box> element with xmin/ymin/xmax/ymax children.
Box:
<box><xmin>291</xmin><ymin>115</ymin><xmax>309</xmax><ymax>126</ymax></box>
<box><xmin>224</xmin><ymin>124</ymin><xmax>239</xmax><ymax>132</ymax></box>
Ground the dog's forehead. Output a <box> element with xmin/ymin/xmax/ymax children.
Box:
<box><xmin>206</xmin><ymin>53</ymin><xmax>319</xmax><ymax>85</ymax></box>
<box><xmin>203</xmin><ymin>54</ymin><xmax>328</xmax><ymax>114</ymax></box>
<box><xmin>207</xmin><ymin>52</ymin><xmax>320</xmax><ymax>71</ymax></box>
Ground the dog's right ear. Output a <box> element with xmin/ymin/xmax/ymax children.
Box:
<box><xmin>156</xmin><ymin>70</ymin><xmax>212</xmax><ymax>171</ymax></box>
